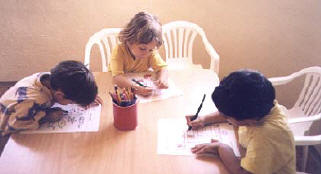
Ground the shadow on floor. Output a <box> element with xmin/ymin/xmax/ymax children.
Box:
<box><xmin>296</xmin><ymin>145</ymin><xmax>321</xmax><ymax>173</ymax></box>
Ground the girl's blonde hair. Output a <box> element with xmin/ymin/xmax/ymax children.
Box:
<box><xmin>119</xmin><ymin>12</ymin><xmax>163</xmax><ymax>48</ymax></box>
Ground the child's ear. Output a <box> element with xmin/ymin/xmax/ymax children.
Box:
<box><xmin>53</xmin><ymin>90</ymin><xmax>65</xmax><ymax>100</ymax></box>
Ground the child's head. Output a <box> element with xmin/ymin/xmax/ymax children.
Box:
<box><xmin>119</xmin><ymin>11</ymin><xmax>162</xmax><ymax>59</ymax></box>
<box><xmin>212</xmin><ymin>69</ymin><xmax>275</xmax><ymax>123</ymax></box>
<box><xmin>50</xmin><ymin>60</ymin><xmax>98</xmax><ymax>106</ymax></box>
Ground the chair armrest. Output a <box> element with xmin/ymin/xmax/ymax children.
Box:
<box><xmin>288</xmin><ymin>114</ymin><xmax>321</xmax><ymax>124</ymax></box>
<box><xmin>198</xmin><ymin>34</ymin><xmax>219</xmax><ymax>74</ymax></box>
<box><xmin>203</xmin><ymin>41</ymin><xmax>220</xmax><ymax>74</ymax></box>
<box><xmin>196</xmin><ymin>26</ymin><xmax>220</xmax><ymax>74</ymax></box>
<box><xmin>295</xmin><ymin>135</ymin><xmax>321</xmax><ymax>146</ymax></box>
<box><xmin>269</xmin><ymin>66</ymin><xmax>321</xmax><ymax>86</ymax></box>
<box><xmin>268</xmin><ymin>76</ymin><xmax>296</xmax><ymax>86</ymax></box>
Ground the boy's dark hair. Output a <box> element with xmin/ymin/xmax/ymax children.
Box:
<box><xmin>119</xmin><ymin>11</ymin><xmax>163</xmax><ymax>48</ymax></box>
<box><xmin>212</xmin><ymin>69</ymin><xmax>275</xmax><ymax>121</ymax></box>
<box><xmin>50</xmin><ymin>60</ymin><xmax>98</xmax><ymax>106</ymax></box>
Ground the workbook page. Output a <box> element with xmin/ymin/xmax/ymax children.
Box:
<box><xmin>157</xmin><ymin>118</ymin><xmax>240</xmax><ymax>157</ymax></box>
<box><xmin>22</xmin><ymin>103</ymin><xmax>101</xmax><ymax>134</ymax></box>
<box><xmin>125</xmin><ymin>72</ymin><xmax>183</xmax><ymax>103</ymax></box>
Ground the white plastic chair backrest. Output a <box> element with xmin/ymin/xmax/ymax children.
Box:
<box><xmin>270</xmin><ymin>66</ymin><xmax>321</xmax><ymax>137</ymax></box>
<box><xmin>162</xmin><ymin>21</ymin><xmax>219</xmax><ymax>72</ymax></box>
<box><xmin>284</xmin><ymin>67</ymin><xmax>321</xmax><ymax>117</ymax></box>
<box><xmin>84</xmin><ymin>28</ymin><xmax>122</xmax><ymax>72</ymax></box>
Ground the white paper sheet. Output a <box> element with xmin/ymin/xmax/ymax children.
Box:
<box><xmin>125</xmin><ymin>73</ymin><xmax>183</xmax><ymax>103</ymax></box>
<box><xmin>22</xmin><ymin>103</ymin><xmax>102</xmax><ymax>134</ymax></box>
<box><xmin>157</xmin><ymin>118</ymin><xmax>240</xmax><ymax>157</ymax></box>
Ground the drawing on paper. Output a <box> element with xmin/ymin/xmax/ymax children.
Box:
<box><xmin>157</xmin><ymin>118</ymin><xmax>240</xmax><ymax>157</ymax></box>
<box><xmin>22</xmin><ymin>103</ymin><xmax>102</xmax><ymax>134</ymax></box>
<box><xmin>125</xmin><ymin>72</ymin><xmax>183</xmax><ymax>103</ymax></box>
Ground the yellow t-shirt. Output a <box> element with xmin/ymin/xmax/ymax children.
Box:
<box><xmin>109</xmin><ymin>44</ymin><xmax>167</xmax><ymax>76</ymax></box>
<box><xmin>238</xmin><ymin>102</ymin><xmax>296</xmax><ymax>174</ymax></box>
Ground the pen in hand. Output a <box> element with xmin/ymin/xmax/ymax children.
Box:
<box><xmin>132</xmin><ymin>78</ymin><xmax>147</xmax><ymax>87</ymax></box>
<box><xmin>188</xmin><ymin>94</ymin><xmax>206</xmax><ymax>131</ymax></box>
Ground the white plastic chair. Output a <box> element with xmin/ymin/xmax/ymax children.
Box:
<box><xmin>162</xmin><ymin>21</ymin><xmax>220</xmax><ymax>74</ymax></box>
<box><xmin>84</xmin><ymin>28</ymin><xmax>122</xmax><ymax>72</ymax></box>
<box><xmin>269</xmin><ymin>66</ymin><xmax>321</xmax><ymax>172</ymax></box>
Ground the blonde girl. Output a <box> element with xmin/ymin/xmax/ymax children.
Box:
<box><xmin>109</xmin><ymin>12</ymin><xmax>168</xmax><ymax>96</ymax></box>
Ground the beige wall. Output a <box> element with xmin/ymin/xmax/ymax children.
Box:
<box><xmin>1</xmin><ymin>1</ymin><xmax>321</xmax><ymax>101</ymax></box>
<box><xmin>1</xmin><ymin>0</ymin><xmax>321</xmax><ymax>104</ymax></box>
<box><xmin>0</xmin><ymin>0</ymin><xmax>321</xmax><ymax>155</ymax></box>
<box><xmin>2</xmin><ymin>0</ymin><xmax>320</xmax><ymax>105</ymax></box>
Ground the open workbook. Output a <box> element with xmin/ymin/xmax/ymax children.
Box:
<box><xmin>157</xmin><ymin>118</ymin><xmax>240</xmax><ymax>157</ymax></box>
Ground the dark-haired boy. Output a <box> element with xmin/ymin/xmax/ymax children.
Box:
<box><xmin>186</xmin><ymin>70</ymin><xmax>295</xmax><ymax>174</ymax></box>
<box><xmin>0</xmin><ymin>60</ymin><xmax>98</xmax><ymax>155</ymax></box>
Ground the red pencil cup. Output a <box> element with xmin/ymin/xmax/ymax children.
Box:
<box><xmin>113</xmin><ymin>101</ymin><xmax>137</xmax><ymax>131</ymax></box>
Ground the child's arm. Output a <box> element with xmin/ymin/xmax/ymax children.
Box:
<box><xmin>202</xmin><ymin>111</ymin><xmax>227</xmax><ymax>124</ymax></box>
<box><xmin>3</xmin><ymin>100</ymin><xmax>47</xmax><ymax>133</ymax></box>
<box><xmin>113</xmin><ymin>75</ymin><xmax>153</xmax><ymax>96</ymax></box>
<box><xmin>218</xmin><ymin>144</ymin><xmax>252</xmax><ymax>174</ymax></box>
<box><xmin>191</xmin><ymin>140</ymin><xmax>251</xmax><ymax>174</ymax></box>
<box><xmin>39</xmin><ymin>107</ymin><xmax>66</xmax><ymax>124</ymax></box>
<box><xmin>150</xmin><ymin>51</ymin><xmax>168</xmax><ymax>89</ymax></box>
<box><xmin>186</xmin><ymin>111</ymin><xmax>227</xmax><ymax>130</ymax></box>
<box><xmin>112</xmin><ymin>74</ymin><xmax>133</xmax><ymax>87</ymax></box>
<box><xmin>154</xmin><ymin>67</ymin><xmax>168</xmax><ymax>89</ymax></box>
<box><xmin>84</xmin><ymin>95</ymin><xmax>103</xmax><ymax>109</ymax></box>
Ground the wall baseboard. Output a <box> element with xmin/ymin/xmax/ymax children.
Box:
<box><xmin>0</xmin><ymin>81</ymin><xmax>16</xmax><ymax>97</ymax></box>
<box><xmin>0</xmin><ymin>81</ymin><xmax>16</xmax><ymax>87</ymax></box>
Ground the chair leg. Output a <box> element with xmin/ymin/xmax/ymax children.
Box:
<box><xmin>302</xmin><ymin>146</ymin><xmax>309</xmax><ymax>172</ymax></box>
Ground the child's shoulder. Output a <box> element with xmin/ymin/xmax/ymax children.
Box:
<box><xmin>2</xmin><ymin>73</ymin><xmax>52</xmax><ymax>104</ymax></box>
<box><xmin>0</xmin><ymin>87</ymin><xmax>52</xmax><ymax>112</ymax></box>
<box><xmin>249</xmin><ymin>109</ymin><xmax>293</xmax><ymax>144</ymax></box>
<box><xmin>263</xmin><ymin>103</ymin><xmax>288</xmax><ymax>126</ymax></box>
<box><xmin>113</xmin><ymin>43</ymin><xmax>125</xmax><ymax>52</ymax></box>
<box><xmin>112</xmin><ymin>43</ymin><xmax>127</xmax><ymax>57</ymax></box>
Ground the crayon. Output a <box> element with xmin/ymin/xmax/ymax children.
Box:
<box><xmin>110</xmin><ymin>86</ymin><xmax>137</xmax><ymax>107</ymax></box>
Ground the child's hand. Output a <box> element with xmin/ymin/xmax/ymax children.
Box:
<box><xmin>154</xmin><ymin>78</ymin><xmax>168</xmax><ymax>89</ymax></box>
<box><xmin>93</xmin><ymin>96</ymin><xmax>103</xmax><ymax>105</ymax></box>
<box><xmin>191</xmin><ymin>139</ymin><xmax>221</xmax><ymax>155</ymax></box>
<box><xmin>155</xmin><ymin>68</ymin><xmax>168</xmax><ymax>89</ymax></box>
<box><xmin>84</xmin><ymin>96</ymin><xmax>102</xmax><ymax>109</ymax></box>
<box><xmin>43</xmin><ymin>107</ymin><xmax>67</xmax><ymax>123</ymax></box>
<box><xmin>133</xmin><ymin>86</ymin><xmax>154</xmax><ymax>97</ymax></box>
<box><xmin>186</xmin><ymin>115</ymin><xmax>205</xmax><ymax>130</ymax></box>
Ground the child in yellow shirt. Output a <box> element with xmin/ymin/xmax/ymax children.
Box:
<box><xmin>0</xmin><ymin>60</ymin><xmax>98</xmax><ymax>155</ymax></box>
<box><xmin>109</xmin><ymin>11</ymin><xmax>168</xmax><ymax>96</ymax></box>
<box><xmin>187</xmin><ymin>70</ymin><xmax>296</xmax><ymax>174</ymax></box>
